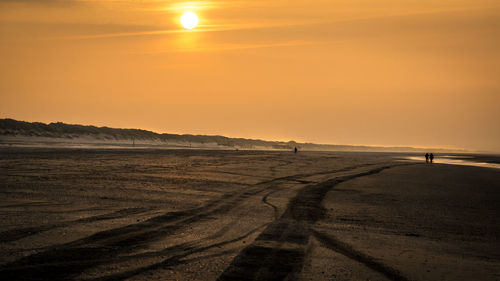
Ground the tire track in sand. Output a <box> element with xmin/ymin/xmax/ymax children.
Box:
<box><xmin>0</xmin><ymin>165</ymin><xmax>370</xmax><ymax>280</ymax></box>
<box><xmin>0</xmin><ymin>207</ymin><xmax>153</xmax><ymax>243</ymax></box>
<box><xmin>217</xmin><ymin>164</ymin><xmax>412</xmax><ymax>281</ymax></box>
<box><xmin>311</xmin><ymin>229</ymin><xmax>409</xmax><ymax>281</ymax></box>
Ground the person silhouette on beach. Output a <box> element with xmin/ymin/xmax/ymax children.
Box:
<box><xmin>294</xmin><ymin>147</ymin><xmax>298</xmax><ymax>154</ymax></box>
<box><xmin>425</xmin><ymin>153</ymin><xmax>429</xmax><ymax>163</ymax></box>
<box><xmin>430</xmin><ymin>153</ymin><xmax>434</xmax><ymax>164</ymax></box>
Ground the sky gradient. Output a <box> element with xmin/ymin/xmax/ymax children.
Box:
<box><xmin>1</xmin><ymin>0</ymin><xmax>499</xmax><ymax>151</ymax></box>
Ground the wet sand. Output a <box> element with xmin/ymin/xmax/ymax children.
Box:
<box><xmin>305</xmin><ymin>164</ymin><xmax>500</xmax><ymax>281</ymax></box>
<box><xmin>0</xmin><ymin>149</ymin><xmax>499</xmax><ymax>280</ymax></box>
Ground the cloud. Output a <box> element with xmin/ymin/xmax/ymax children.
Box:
<box><xmin>0</xmin><ymin>0</ymin><xmax>78</xmax><ymax>6</ymax></box>
<box><xmin>50</xmin><ymin>20</ymin><xmax>327</xmax><ymax>40</ymax></box>
<box><xmin>140</xmin><ymin>40</ymin><xmax>323</xmax><ymax>54</ymax></box>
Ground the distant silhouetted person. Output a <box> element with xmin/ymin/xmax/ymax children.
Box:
<box><xmin>294</xmin><ymin>147</ymin><xmax>298</xmax><ymax>154</ymax></box>
<box><xmin>430</xmin><ymin>153</ymin><xmax>434</xmax><ymax>164</ymax></box>
<box><xmin>425</xmin><ymin>153</ymin><xmax>429</xmax><ymax>163</ymax></box>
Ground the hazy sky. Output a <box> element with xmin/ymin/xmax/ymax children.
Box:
<box><xmin>1</xmin><ymin>0</ymin><xmax>499</xmax><ymax>151</ymax></box>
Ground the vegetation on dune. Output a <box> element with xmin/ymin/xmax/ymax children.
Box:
<box><xmin>0</xmin><ymin>118</ymin><xmax>463</xmax><ymax>152</ymax></box>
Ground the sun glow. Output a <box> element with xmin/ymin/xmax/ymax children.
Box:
<box><xmin>180</xmin><ymin>11</ymin><xmax>199</xmax><ymax>29</ymax></box>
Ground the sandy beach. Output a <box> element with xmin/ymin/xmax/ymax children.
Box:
<box><xmin>0</xmin><ymin>149</ymin><xmax>499</xmax><ymax>280</ymax></box>
<box><xmin>3</xmin><ymin>0</ymin><xmax>500</xmax><ymax>279</ymax></box>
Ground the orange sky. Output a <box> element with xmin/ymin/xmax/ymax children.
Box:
<box><xmin>1</xmin><ymin>0</ymin><xmax>499</xmax><ymax>151</ymax></box>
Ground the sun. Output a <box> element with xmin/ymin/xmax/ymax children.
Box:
<box><xmin>180</xmin><ymin>11</ymin><xmax>199</xmax><ymax>29</ymax></box>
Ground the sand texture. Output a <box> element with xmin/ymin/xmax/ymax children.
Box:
<box><xmin>0</xmin><ymin>149</ymin><xmax>499</xmax><ymax>280</ymax></box>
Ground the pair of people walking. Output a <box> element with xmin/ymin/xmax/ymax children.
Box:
<box><xmin>425</xmin><ymin>153</ymin><xmax>434</xmax><ymax>164</ymax></box>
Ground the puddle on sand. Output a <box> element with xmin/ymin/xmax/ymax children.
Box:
<box><xmin>402</xmin><ymin>156</ymin><xmax>500</xmax><ymax>169</ymax></box>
